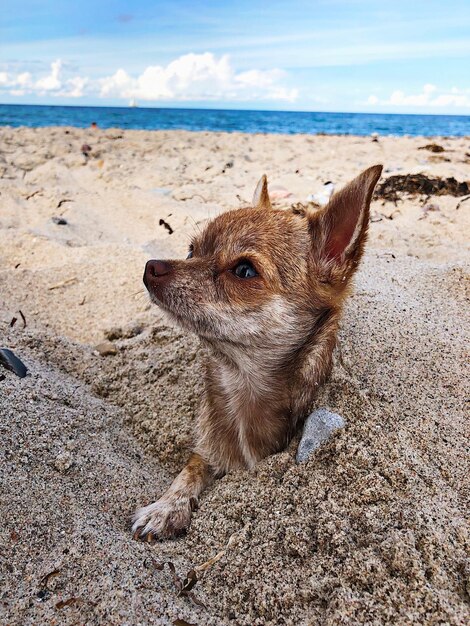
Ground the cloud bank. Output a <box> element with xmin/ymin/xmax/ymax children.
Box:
<box><xmin>367</xmin><ymin>84</ymin><xmax>470</xmax><ymax>109</ymax></box>
<box><xmin>0</xmin><ymin>54</ymin><xmax>298</xmax><ymax>103</ymax></box>
<box><xmin>0</xmin><ymin>60</ymin><xmax>89</xmax><ymax>98</ymax></box>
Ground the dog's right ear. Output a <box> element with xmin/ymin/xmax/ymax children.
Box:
<box><xmin>252</xmin><ymin>174</ymin><xmax>272</xmax><ymax>209</ymax></box>
<box><xmin>309</xmin><ymin>165</ymin><xmax>382</xmax><ymax>280</ymax></box>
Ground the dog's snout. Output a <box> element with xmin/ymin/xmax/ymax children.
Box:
<box><xmin>144</xmin><ymin>259</ymin><xmax>172</xmax><ymax>288</ymax></box>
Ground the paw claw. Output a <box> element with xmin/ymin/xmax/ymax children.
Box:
<box><xmin>131</xmin><ymin>497</ymin><xmax>192</xmax><ymax>541</ymax></box>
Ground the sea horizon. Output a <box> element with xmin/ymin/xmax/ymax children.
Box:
<box><xmin>1</xmin><ymin>103</ymin><xmax>469</xmax><ymax>137</ymax></box>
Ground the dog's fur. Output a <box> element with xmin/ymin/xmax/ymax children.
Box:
<box><xmin>133</xmin><ymin>165</ymin><xmax>383</xmax><ymax>540</ymax></box>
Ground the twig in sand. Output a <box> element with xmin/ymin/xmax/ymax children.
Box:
<box><xmin>56</xmin><ymin>597</ymin><xmax>79</xmax><ymax>609</ymax></box>
<box><xmin>456</xmin><ymin>195</ymin><xmax>470</xmax><ymax>210</ymax></box>
<box><xmin>149</xmin><ymin>533</ymin><xmax>239</xmax><ymax>611</ymax></box>
<box><xmin>48</xmin><ymin>277</ymin><xmax>78</xmax><ymax>290</ymax></box>
<box><xmin>57</xmin><ymin>199</ymin><xmax>74</xmax><ymax>209</ymax></box>
<box><xmin>26</xmin><ymin>190</ymin><xmax>43</xmax><ymax>200</ymax></box>
<box><xmin>193</xmin><ymin>547</ymin><xmax>228</xmax><ymax>575</ymax></box>
<box><xmin>178</xmin><ymin>194</ymin><xmax>208</xmax><ymax>203</ymax></box>
<box><xmin>19</xmin><ymin>310</ymin><xmax>26</xmax><ymax>327</ymax></box>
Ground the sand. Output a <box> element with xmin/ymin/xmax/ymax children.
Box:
<box><xmin>0</xmin><ymin>126</ymin><xmax>469</xmax><ymax>625</ymax></box>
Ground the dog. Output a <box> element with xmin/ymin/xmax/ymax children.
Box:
<box><xmin>132</xmin><ymin>165</ymin><xmax>383</xmax><ymax>541</ymax></box>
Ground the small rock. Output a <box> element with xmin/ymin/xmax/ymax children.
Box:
<box><xmin>94</xmin><ymin>341</ymin><xmax>118</xmax><ymax>356</ymax></box>
<box><xmin>52</xmin><ymin>216</ymin><xmax>68</xmax><ymax>225</ymax></box>
<box><xmin>54</xmin><ymin>451</ymin><xmax>73</xmax><ymax>472</ymax></box>
<box><xmin>0</xmin><ymin>348</ymin><xmax>28</xmax><ymax>378</ymax></box>
<box><xmin>296</xmin><ymin>408</ymin><xmax>345</xmax><ymax>463</ymax></box>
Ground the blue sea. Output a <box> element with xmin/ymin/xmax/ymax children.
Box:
<box><xmin>0</xmin><ymin>104</ymin><xmax>469</xmax><ymax>137</ymax></box>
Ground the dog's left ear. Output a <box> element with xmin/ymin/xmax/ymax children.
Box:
<box><xmin>252</xmin><ymin>174</ymin><xmax>272</xmax><ymax>209</ymax></box>
<box><xmin>311</xmin><ymin>165</ymin><xmax>382</xmax><ymax>272</ymax></box>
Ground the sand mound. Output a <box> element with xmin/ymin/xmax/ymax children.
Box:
<box><xmin>1</xmin><ymin>253</ymin><xmax>468</xmax><ymax>625</ymax></box>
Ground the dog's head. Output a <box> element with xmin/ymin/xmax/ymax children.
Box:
<box><xmin>144</xmin><ymin>165</ymin><xmax>382</xmax><ymax>349</ymax></box>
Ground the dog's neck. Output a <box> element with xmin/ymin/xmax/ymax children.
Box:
<box><xmin>202</xmin><ymin>305</ymin><xmax>335</xmax><ymax>377</ymax></box>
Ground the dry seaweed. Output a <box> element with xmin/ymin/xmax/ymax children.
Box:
<box><xmin>152</xmin><ymin>561</ymin><xmax>207</xmax><ymax>609</ymax></box>
<box><xmin>159</xmin><ymin>218</ymin><xmax>174</xmax><ymax>234</ymax></box>
<box><xmin>418</xmin><ymin>143</ymin><xmax>445</xmax><ymax>153</ymax></box>
<box><xmin>374</xmin><ymin>174</ymin><xmax>470</xmax><ymax>204</ymax></box>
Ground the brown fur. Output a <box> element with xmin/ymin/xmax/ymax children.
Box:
<box><xmin>132</xmin><ymin>164</ymin><xmax>383</xmax><ymax>540</ymax></box>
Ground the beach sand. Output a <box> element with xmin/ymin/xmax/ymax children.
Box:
<box><xmin>1</xmin><ymin>127</ymin><xmax>469</xmax><ymax>625</ymax></box>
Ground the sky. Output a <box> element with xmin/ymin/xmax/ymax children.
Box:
<box><xmin>1</xmin><ymin>0</ymin><xmax>470</xmax><ymax>114</ymax></box>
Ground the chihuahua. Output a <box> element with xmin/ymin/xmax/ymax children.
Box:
<box><xmin>133</xmin><ymin>164</ymin><xmax>383</xmax><ymax>540</ymax></box>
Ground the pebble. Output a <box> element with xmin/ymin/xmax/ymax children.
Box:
<box><xmin>54</xmin><ymin>451</ymin><xmax>73</xmax><ymax>472</ymax></box>
<box><xmin>0</xmin><ymin>348</ymin><xmax>28</xmax><ymax>378</ymax></box>
<box><xmin>296</xmin><ymin>408</ymin><xmax>345</xmax><ymax>463</ymax></box>
<box><xmin>94</xmin><ymin>341</ymin><xmax>118</xmax><ymax>356</ymax></box>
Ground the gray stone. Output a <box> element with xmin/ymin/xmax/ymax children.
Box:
<box><xmin>296</xmin><ymin>408</ymin><xmax>345</xmax><ymax>463</ymax></box>
<box><xmin>54</xmin><ymin>451</ymin><xmax>73</xmax><ymax>472</ymax></box>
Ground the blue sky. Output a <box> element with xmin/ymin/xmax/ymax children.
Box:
<box><xmin>1</xmin><ymin>0</ymin><xmax>470</xmax><ymax>113</ymax></box>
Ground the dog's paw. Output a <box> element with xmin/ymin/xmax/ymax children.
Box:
<box><xmin>132</xmin><ymin>496</ymin><xmax>196</xmax><ymax>541</ymax></box>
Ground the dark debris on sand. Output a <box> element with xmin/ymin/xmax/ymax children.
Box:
<box><xmin>374</xmin><ymin>174</ymin><xmax>470</xmax><ymax>204</ymax></box>
<box><xmin>418</xmin><ymin>143</ymin><xmax>445</xmax><ymax>153</ymax></box>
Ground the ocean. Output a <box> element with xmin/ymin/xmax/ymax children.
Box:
<box><xmin>0</xmin><ymin>104</ymin><xmax>469</xmax><ymax>137</ymax></box>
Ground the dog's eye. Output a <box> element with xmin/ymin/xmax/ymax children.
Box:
<box><xmin>186</xmin><ymin>246</ymin><xmax>193</xmax><ymax>259</ymax></box>
<box><xmin>233</xmin><ymin>261</ymin><xmax>257</xmax><ymax>279</ymax></box>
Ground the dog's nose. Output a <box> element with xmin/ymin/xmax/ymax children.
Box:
<box><xmin>143</xmin><ymin>259</ymin><xmax>172</xmax><ymax>287</ymax></box>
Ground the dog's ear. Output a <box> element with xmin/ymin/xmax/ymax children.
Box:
<box><xmin>252</xmin><ymin>174</ymin><xmax>272</xmax><ymax>209</ymax></box>
<box><xmin>311</xmin><ymin>165</ymin><xmax>382</xmax><ymax>274</ymax></box>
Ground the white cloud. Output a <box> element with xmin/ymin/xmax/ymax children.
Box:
<box><xmin>0</xmin><ymin>53</ymin><xmax>297</xmax><ymax>103</ymax></box>
<box><xmin>64</xmin><ymin>76</ymin><xmax>89</xmax><ymax>98</ymax></box>
<box><xmin>0</xmin><ymin>59</ymin><xmax>88</xmax><ymax>98</ymax></box>
<box><xmin>17</xmin><ymin>72</ymin><xmax>33</xmax><ymax>87</ymax></box>
<box><xmin>36</xmin><ymin>59</ymin><xmax>62</xmax><ymax>91</ymax></box>
<box><xmin>367</xmin><ymin>84</ymin><xmax>470</xmax><ymax>109</ymax></box>
<box><xmin>99</xmin><ymin>53</ymin><xmax>297</xmax><ymax>102</ymax></box>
